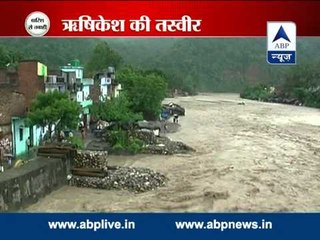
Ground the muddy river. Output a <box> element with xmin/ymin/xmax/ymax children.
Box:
<box><xmin>26</xmin><ymin>93</ymin><xmax>320</xmax><ymax>212</ymax></box>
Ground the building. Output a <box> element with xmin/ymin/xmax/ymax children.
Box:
<box><xmin>0</xmin><ymin>60</ymin><xmax>47</xmax><ymax>157</ymax></box>
<box><xmin>92</xmin><ymin>66</ymin><xmax>121</xmax><ymax>102</ymax></box>
<box><xmin>78</xmin><ymin>78</ymin><xmax>94</xmax><ymax>127</ymax></box>
<box><xmin>45</xmin><ymin>59</ymin><xmax>95</xmax><ymax>129</ymax></box>
<box><xmin>17</xmin><ymin>60</ymin><xmax>47</xmax><ymax>109</ymax></box>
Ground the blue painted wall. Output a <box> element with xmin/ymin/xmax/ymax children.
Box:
<box><xmin>11</xmin><ymin>118</ymin><xmax>42</xmax><ymax>157</ymax></box>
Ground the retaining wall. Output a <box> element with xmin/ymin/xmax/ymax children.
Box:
<box><xmin>0</xmin><ymin>157</ymin><xmax>68</xmax><ymax>211</ymax></box>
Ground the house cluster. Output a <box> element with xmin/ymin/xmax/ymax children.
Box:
<box><xmin>0</xmin><ymin>59</ymin><xmax>121</xmax><ymax>161</ymax></box>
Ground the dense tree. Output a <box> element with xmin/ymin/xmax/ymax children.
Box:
<box><xmin>0</xmin><ymin>46</ymin><xmax>22</xmax><ymax>67</ymax></box>
<box><xmin>90</xmin><ymin>94</ymin><xmax>143</xmax><ymax>123</ymax></box>
<box><xmin>284</xmin><ymin>63</ymin><xmax>320</xmax><ymax>91</ymax></box>
<box><xmin>26</xmin><ymin>91</ymin><xmax>81</xmax><ymax>139</ymax></box>
<box><xmin>0</xmin><ymin>39</ymin><xmax>98</xmax><ymax>70</ymax></box>
<box><xmin>86</xmin><ymin>41</ymin><xmax>123</xmax><ymax>76</ymax></box>
<box><xmin>118</xmin><ymin>67</ymin><xmax>168</xmax><ymax>120</ymax></box>
<box><xmin>1</xmin><ymin>38</ymin><xmax>320</xmax><ymax>93</ymax></box>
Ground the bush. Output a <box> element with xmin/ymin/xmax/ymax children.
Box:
<box><xmin>67</xmin><ymin>136</ymin><xmax>84</xmax><ymax>149</ymax></box>
<box><xmin>127</xmin><ymin>138</ymin><xmax>144</xmax><ymax>154</ymax></box>
<box><xmin>107</xmin><ymin>130</ymin><xmax>144</xmax><ymax>154</ymax></box>
<box><xmin>304</xmin><ymin>89</ymin><xmax>320</xmax><ymax>108</ymax></box>
<box><xmin>112</xmin><ymin>143</ymin><xmax>125</xmax><ymax>152</ymax></box>
<box><xmin>240</xmin><ymin>84</ymin><xmax>272</xmax><ymax>101</ymax></box>
<box><xmin>292</xmin><ymin>88</ymin><xmax>307</xmax><ymax>102</ymax></box>
<box><xmin>108</xmin><ymin>130</ymin><xmax>127</xmax><ymax>146</ymax></box>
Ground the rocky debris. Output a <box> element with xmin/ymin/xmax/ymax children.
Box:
<box><xmin>70</xmin><ymin>166</ymin><xmax>168</xmax><ymax>193</ymax></box>
<box><xmin>142</xmin><ymin>136</ymin><xmax>195</xmax><ymax>155</ymax></box>
<box><xmin>129</xmin><ymin>129</ymin><xmax>157</xmax><ymax>145</ymax></box>
<box><xmin>267</xmin><ymin>97</ymin><xmax>302</xmax><ymax>106</ymax></box>
<box><xmin>137</xmin><ymin>121</ymin><xmax>162</xmax><ymax>130</ymax></box>
<box><xmin>73</xmin><ymin>150</ymin><xmax>108</xmax><ymax>169</ymax></box>
<box><xmin>0</xmin><ymin>137</ymin><xmax>12</xmax><ymax>154</ymax></box>
<box><xmin>135</xmin><ymin>121</ymin><xmax>180</xmax><ymax>136</ymax></box>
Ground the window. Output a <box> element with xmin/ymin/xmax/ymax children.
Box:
<box><xmin>19</xmin><ymin>128</ymin><xmax>23</xmax><ymax>141</ymax></box>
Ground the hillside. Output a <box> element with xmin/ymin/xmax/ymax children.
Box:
<box><xmin>0</xmin><ymin>38</ymin><xmax>319</xmax><ymax>92</ymax></box>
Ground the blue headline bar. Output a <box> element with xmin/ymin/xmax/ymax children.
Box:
<box><xmin>0</xmin><ymin>213</ymin><xmax>318</xmax><ymax>240</ymax></box>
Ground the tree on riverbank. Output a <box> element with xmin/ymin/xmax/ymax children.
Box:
<box><xmin>240</xmin><ymin>63</ymin><xmax>320</xmax><ymax>108</ymax></box>
<box><xmin>90</xmin><ymin>94</ymin><xmax>143</xmax><ymax>124</ymax></box>
<box><xmin>118</xmin><ymin>67</ymin><xmax>168</xmax><ymax>120</ymax></box>
<box><xmin>26</xmin><ymin>91</ymin><xmax>81</xmax><ymax>140</ymax></box>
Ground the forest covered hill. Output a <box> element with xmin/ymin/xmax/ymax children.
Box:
<box><xmin>0</xmin><ymin>38</ymin><xmax>319</xmax><ymax>92</ymax></box>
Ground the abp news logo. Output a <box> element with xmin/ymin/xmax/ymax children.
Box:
<box><xmin>267</xmin><ymin>22</ymin><xmax>296</xmax><ymax>65</ymax></box>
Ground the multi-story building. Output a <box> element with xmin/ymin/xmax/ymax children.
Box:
<box><xmin>45</xmin><ymin>60</ymin><xmax>94</xmax><ymax>129</ymax></box>
<box><xmin>92</xmin><ymin>66</ymin><xmax>122</xmax><ymax>102</ymax></box>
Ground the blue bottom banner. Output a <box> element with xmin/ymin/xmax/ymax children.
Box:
<box><xmin>267</xmin><ymin>51</ymin><xmax>296</xmax><ymax>64</ymax></box>
<box><xmin>0</xmin><ymin>213</ymin><xmax>318</xmax><ymax>240</ymax></box>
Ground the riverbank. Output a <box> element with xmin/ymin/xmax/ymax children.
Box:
<box><xmin>26</xmin><ymin>93</ymin><xmax>320</xmax><ymax>212</ymax></box>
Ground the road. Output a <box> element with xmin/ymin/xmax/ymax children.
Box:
<box><xmin>26</xmin><ymin>93</ymin><xmax>320</xmax><ymax>212</ymax></box>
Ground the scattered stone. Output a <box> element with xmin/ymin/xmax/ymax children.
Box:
<box><xmin>70</xmin><ymin>166</ymin><xmax>168</xmax><ymax>193</ymax></box>
<box><xmin>73</xmin><ymin>150</ymin><xmax>108</xmax><ymax>169</ymax></box>
<box><xmin>142</xmin><ymin>136</ymin><xmax>195</xmax><ymax>155</ymax></box>
<box><xmin>129</xmin><ymin>129</ymin><xmax>157</xmax><ymax>145</ymax></box>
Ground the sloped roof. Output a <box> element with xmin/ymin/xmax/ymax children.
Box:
<box><xmin>0</xmin><ymin>89</ymin><xmax>26</xmax><ymax>125</ymax></box>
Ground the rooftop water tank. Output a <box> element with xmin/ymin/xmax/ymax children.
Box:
<box><xmin>71</xmin><ymin>59</ymin><xmax>81</xmax><ymax>67</ymax></box>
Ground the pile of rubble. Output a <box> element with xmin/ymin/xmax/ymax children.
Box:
<box><xmin>142</xmin><ymin>136</ymin><xmax>195</xmax><ymax>155</ymax></box>
<box><xmin>73</xmin><ymin>150</ymin><xmax>108</xmax><ymax>169</ymax></box>
<box><xmin>129</xmin><ymin>129</ymin><xmax>157</xmax><ymax>145</ymax></box>
<box><xmin>70</xmin><ymin>166</ymin><xmax>167</xmax><ymax>193</ymax></box>
<box><xmin>267</xmin><ymin>96</ymin><xmax>303</xmax><ymax>106</ymax></box>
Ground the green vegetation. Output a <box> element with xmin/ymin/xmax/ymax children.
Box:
<box><xmin>1</xmin><ymin>38</ymin><xmax>320</xmax><ymax>95</ymax></box>
<box><xmin>240</xmin><ymin>85</ymin><xmax>272</xmax><ymax>102</ymax></box>
<box><xmin>0</xmin><ymin>45</ymin><xmax>22</xmax><ymax>67</ymax></box>
<box><xmin>86</xmin><ymin>41</ymin><xmax>123</xmax><ymax>76</ymax></box>
<box><xmin>0</xmin><ymin>38</ymin><xmax>98</xmax><ymax>69</ymax></box>
<box><xmin>90</xmin><ymin>94</ymin><xmax>143</xmax><ymax>123</ymax></box>
<box><xmin>109</xmin><ymin>130</ymin><xmax>144</xmax><ymax>154</ymax></box>
<box><xmin>26</xmin><ymin>91</ymin><xmax>81</xmax><ymax>140</ymax></box>
<box><xmin>118</xmin><ymin>67</ymin><xmax>168</xmax><ymax>120</ymax></box>
<box><xmin>90</xmin><ymin>94</ymin><xmax>145</xmax><ymax>154</ymax></box>
<box><xmin>67</xmin><ymin>136</ymin><xmax>85</xmax><ymax>149</ymax></box>
<box><xmin>240</xmin><ymin>63</ymin><xmax>320</xmax><ymax>108</ymax></box>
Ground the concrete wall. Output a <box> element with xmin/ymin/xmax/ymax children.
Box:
<box><xmin>0</xmin><ymin>157</ymin><xmax>68</xmax><ymax>211</ymax></box>
<box><xmin>33</xmin><ymin>125</ymin><xmax>42</xmax><ymax>147</ymax></box>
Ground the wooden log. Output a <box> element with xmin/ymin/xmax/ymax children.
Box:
<box><xmin>37</xmin><ymin>153</ymin><xmax>67</xmax><ymax>159</ymax></box>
